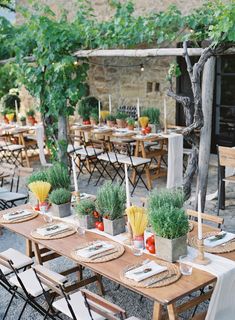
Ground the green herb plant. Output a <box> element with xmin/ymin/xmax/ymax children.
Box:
<box><xmin>27</xmin><ymin>170</ymin><xmax>48</xmax><ymax>186</ymax></box>
<box><xmin>75</xmin><ymin>199</ymin><xmax>96</xmax><ymax>217</ymax></box>
<box><xmin>46</xmin><ymin>162</ymin><xmax>70</xmax><ymax>190</ymax></box>
<box><xmin>126</xmin><ymin>117</ymin><xmax>135</xmax><ymax>126</ymax></box>
<box><xmin>26</xmin><ymin>109</ymin><xmax>35</xmax><ymax>117</ymax></box>
<box><xmin>49</xmin><ymin>188</ymin><xmax>71</xmax><ymax>205</ymax></box>
<box><xmin>96</xmin><ymin>182</ymin><xmax>126</xmax><ymax>220</ymax></box>
<box><xmin>106</xmin><ymin>114</ymin><xmax>116</xmax><ymax>121</ymax></box>
<box><xmin>141</xmin><ymin>108</ymin><xmax>160</xmax><ymax>125</ymax></box>
<box><xmin>148</xmin><ymin>189</ymin><xmax>188</xmax><ymax>239</ymax></box>
<box><xmin>115</xmin><ymin>112</ymin><xmax>128</xmax><ymax>120</ymax></box>
<box><xmin>89</xmin><ymin>112</ymin><xmax>99</xmax><ymax>122</ymax></box>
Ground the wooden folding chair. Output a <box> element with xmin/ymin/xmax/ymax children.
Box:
<box><xmin>33</xmin><ymin>264</ymin><xmax>128</xmax><ymax>320</ymax></box>
<box><xmin>217</xmin><ymin>145</ymin><xmax>235</xmax><ymax>214</ymax></box>
<box><xmin>187</xmin><ymin>209</ymin><xmax>224</xmax><ymax>230</ymax></box>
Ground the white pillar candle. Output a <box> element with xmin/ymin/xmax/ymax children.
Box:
<box><xmin>164</xmin><ymin>98</ymin><xmax>167</xmax><ymax>132</ymax></box>
<box><xmin>124</xmin><ymin>163</ymin><xmax>131</xmax><ymax>208</ymax></box>
<box><xmin>137</xmin><ymin>98</ymin><xmax>140</xmax><ymax>118</ymax></box>
<box><xmin>108</xmin><ymin>95</ymin><xmax>112</xmax><ymax>114</ymax></box>
<box><xmin>198</xmin><ymin>191</ymin><xmax>202</xmax><ymax>240</ymax></box>
<box><xmin>15</xmin><ymin>100</ymin><xmax>19</xmax><ymax>122</ymax></box>
<box><xmin>98</xmin><ymin>100</ymin><xmax>101</xmax><ymax>123</ymax></box>
<box><xmin>72</xmin><ymin>156</ymin><xmax>78</xmax><ymax>192</ymax></box>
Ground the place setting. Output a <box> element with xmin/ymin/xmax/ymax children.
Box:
<box><xmin>120</xmin><ymin>258</ymin><xmax>181</xmax><ymax>288</ymax></box>
<box><xmin>188</xmin><ymin>231</ymin><xmax>235</xmax><ymax>254</ymax></box>
<box><xmin>0</xmin><ymin>209</ymin><xmax>38</xmax><ymax>224</ymax></box>
<box><xmin>31</xmin><ymin>222</ymin><xmax>75</xmax><ymax>240</ymax></box>
<box><xmin>71</xmin><ymin>240</ymin><xmax>125</xmax><ymax>263</ymax></box>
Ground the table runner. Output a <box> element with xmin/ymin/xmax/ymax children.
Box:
<box><xmin>186</xmin><ymin>247</ymin><xmax>235</xmax><ymax>320</ymax></box>
<box><xmin>163</xmin><ymin>133</ymin><xmax>183</xmax><ymax>189</ymax></box>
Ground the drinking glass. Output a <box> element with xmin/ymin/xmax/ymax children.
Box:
<box><xmin>179</xmin><ymin>255</ymin><xmax>193</xmax><ymax>275</ymax></box>
<box><xmin>131</xmin><ymin>240</ymin><xmax>143</xmax><ymax>256</ymax></box>
<box><xmin>43</xmin><ymin>213</ymin><xmax>53</xmax><ymax>224</ymax></box>
<box><xmin>76</xmin><ymin>226</ymin><xmax>86</xmax><ymax>237</ymax></box>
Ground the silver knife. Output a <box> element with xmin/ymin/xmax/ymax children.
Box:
<box><xmin>90</xmin><ymin>250</ymin><xmax>117</xmax><ymax>260</ymax></box>
<box><xmin>48</xmin><ymin>228</ymin><xmax>72</xmax><ymax>237</ymax></box>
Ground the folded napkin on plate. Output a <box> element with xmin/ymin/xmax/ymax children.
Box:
<box><xmin>3</xmin><ymin>210</ymin><xmax>32</xmax><ymax>221</ymax></box>
<box><xmin>76</xmin><ymin>241</ymin><xmax>114</xmax><ymax>258</ymax></box>
<box><xmin>125</xmin><ymin>260</ymin><xmax>167</xmax><ymax>282</ymax></box>
<box><xmin>36</xmin><ymin>223</ymin><xmax>70</xmax><ymax>236</ymax></box>
<box><xmin>204</xmin><ymin>231</ymin><xmax>235</xmax><ymax>248</ymax></box>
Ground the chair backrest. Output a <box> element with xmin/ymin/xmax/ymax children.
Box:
<box><xmin>218</xmin><ymin>146</ymin><xmax>235</xmax><ymax>167</ymax></box>
<box><xmin>14</xmin><ymin>167</ymin><xmax>33</xmax><ymax>193</ymax></box>
<box><xmin>81</xmin><ymin>289</ymin><xmax>127</xmax><ymax>320</ymax></box>
<box><xmin>187</xmin><ymin>209</ymin><xmax>224</xmax><ymax>230</ymax></box>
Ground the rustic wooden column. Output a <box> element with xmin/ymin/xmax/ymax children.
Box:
<box><xmin>196</xmin><ymin>56</ymin><xmax>216</xmax><ymax>211</ymax></box>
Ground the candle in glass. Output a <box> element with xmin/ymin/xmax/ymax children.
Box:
<box><xmin>72</xmin><ymin>156</ymin><xmax>78</xmax><ymax>192</ymax></box>
<box><xmin>98</xmin><ymin>100</ymin><xmax>101</xmax><ymax>123</ymax></box>
<box><xmin>108</xmin><ymin>95</ymin><xmax>112</xmax><ymax>114</ymax></box>
<box><xmin>164</xmin><ymin>98</ymin><xmax>167</xmax><ymax>132</ymax></box>
<box><xmin>198</xmin><ymin>191</ymin><xmax>202</xmax><ymax>240</ymax></box>
<box><xmin>137</xmin><ymin>98</ymin><xmax>140</xmax><ymax>119</ymax></box>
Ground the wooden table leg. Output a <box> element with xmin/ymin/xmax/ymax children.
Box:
<box><xmin>131</xmin><ymin>141</ymin><xmax>139</xmax><ymax>184</ymax></box>
<box><xmin>152</xmin><ymin>302</ymin><xmax>164</xmax><ymax>320</ymax></box>
<box><xmin>140</xmin><ymin>141</ymin><xmax>152</xmax><ymax>190</ymax></box>
<box><xmin>167</xmin><ymin>303</ymin><xmax>177</xmax><ymax>320</ymax></box>
<box><xmin>19</xmin><ymin>133</ymin><xmax>30</xmax><ymax>167</ymax></box>
<box><xmin>26</xmin><ymin>239</ymin><xmax>33</xmax><ymax>257</ymax></box>
<box><xmin>33</xmin><ymin>242</ymin><xmax>43</xmax><ymax>264</ymax></box>
<box><xmin>95</xmin><ymin>272</ymin><xmax>105</xmax><ymax>296</ymax></box>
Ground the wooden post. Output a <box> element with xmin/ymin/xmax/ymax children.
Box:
<box><xmin>196</xmin><ymin>56</ymin><xmax>216</xmax><ymax>211</ymax></box>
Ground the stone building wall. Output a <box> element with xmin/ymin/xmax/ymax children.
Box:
<box><xmin>15</xmin><ymin>0</ymin><xmax>208</xmax><ymax>123</ymax></box>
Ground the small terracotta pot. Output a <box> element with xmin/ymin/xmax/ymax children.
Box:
<box><xmin>28</xmin><ymin>116</ymin><xmax>35</xmax><ymax>126</ymax></box>
<box><xmin>90</xmin><ymin>118</ymin><xmax>97</xmax><ymax>126</ymax></box>
<box><xmin>116</xmin><ymin>119</ymin><xmax>127</xmax><ymax>128</ymax></box>
<box><xmin>107</xmin><ymin>120</ymin><xmax>116</xmax><ymax>127</ymax></box>
<box><xmin>127</xmin><ymin>125</ymin><xmax>134</xmax><ymax>131</ymax></box>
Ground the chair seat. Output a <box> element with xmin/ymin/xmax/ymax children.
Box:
<box><xmin>77</xmin><ymin>147</ymin><xmax>103</xmax><ymax>157</ymax></box>
<box><xmin>0</xmin><ymin>248</ymin><xmax>33</xmax><ymax>275</ymax></box>
<box><xmin>119</xmin><ymin>156</ymin><xmax>151</xmax><ymax>166</ymax></box>
<box><xmin>67</xmin><ymin>144</ymin><xmax>82</xmax><ymax>154</ymax></box>
<box><xmin>2</xmin><ymin>144</ymin><xmax>24</xmax><ymax>151</ymax></box>
<box><xmin>223</xmin><ymin>175</ymin><xmax>235</xmax><ymax>183</ymax></box>
<box><xmin>9</xmin><ymin>269</ymin><xmax>46</xmax><ymax>297</ymax></box>
<box><xmin>0</xmin><ymin>187</ymin><xmax>8</xmax><ymax>193</ymax></box>
<box><xmin>0</xmin><ymin>192</ymin><xmax>27</xmax><ymax>202</ymax></box>
<box><xmin>53</xmin><ymin>291</ymin><xmax>105</xmax><ymax>320</ymax></box>
<box><xmin>9</xmin><ymin>267</ymin><xmax>66</xmax><ymax>297</ymax></box>
<box><xmin>98</xmin><ymin>152</ymin><xmax>127</xmax><ymax>163</ymax></box>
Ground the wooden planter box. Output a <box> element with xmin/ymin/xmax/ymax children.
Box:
<box><xmin>51</xmin><ymin>202</ymin><xmax>71</xmax><ymax>218</ymax></box>
<box><xmin>103</xmin><ymin>217</ymin><xmax>126</xmax><ymax>236</ymax></box>
<box><xmin>155</xmin><ymin>234</ymin><xmax>187</xmax><ymax>262</ymax></box>
<box><xmin>78</xmin><ymin>215</ymin><xmax>95</xmax><ymax>229</ymax></box>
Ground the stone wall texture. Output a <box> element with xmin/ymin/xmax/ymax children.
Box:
<box><xmin>15</xmin><ymin>0</ymin><xmax>208</xmax><ymax>123</ymax></box>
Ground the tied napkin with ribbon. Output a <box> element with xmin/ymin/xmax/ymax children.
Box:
<box><xmin>76</xmin><ymin>241</ymin><xmax>114</xmax><ymax>258</ymax></box>
<box><xmin>204</xmin><ymin>232</ymin><xmax>235</xmax><ymax>248</ymax></box>
<box><xmin>36</xmin><ymin>223</ymin><xmax>70</xmax><ymax>236</ymax></box>
<box><xmin>125</xmin><ymin>261</ymin><xmax>167</xmax><ymax>282</ymax></box>
<box><xmin>3</xmin><ymin>210</ymin><xmax>32</xmax><ymax>221</ymax></box>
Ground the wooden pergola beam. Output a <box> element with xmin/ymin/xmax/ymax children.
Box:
<box><xmin>1</xmin><ymin>47</ymin><xmax>234</xmax><ymax>65</ymax></box>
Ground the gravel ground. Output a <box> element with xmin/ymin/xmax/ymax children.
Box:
<box><xmin>0</xmin><ymin>155</ymin><xmax>234</xmax><ymax>320</ymax></box>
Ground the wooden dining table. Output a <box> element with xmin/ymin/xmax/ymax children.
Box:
<box><xmin>1</xmin><ymin>204</ymin><xmax>234</xmax><ymax>320</ymax></box>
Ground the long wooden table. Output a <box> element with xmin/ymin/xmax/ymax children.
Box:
<box><xmin>1</xmin><ymin>204</ymin><xmax>234</xmax><ymax>320</ymax></box>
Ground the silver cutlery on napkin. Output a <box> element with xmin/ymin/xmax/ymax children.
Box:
<box><xmin>146</xmin><ymin>273</ymin><xmax>176</xmax><ymax>286</ymax></box>
<box><xmin>90</xmin><ymin>249</ymin><xmax>117</xmax><ymax>260</ymax></box>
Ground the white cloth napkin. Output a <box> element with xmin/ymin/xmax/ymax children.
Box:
<box><xmin>186</xmin><ymin>247</ymin><xmax>235</xmax><ymax>320</ymax></box>
<box><xmin>204</xmin><ymin>231</ymin><xmax>235</xmax><ymax>248</ymax></box>
<box><xmin>125</xmin><ymin>260</ymin><xmax>167</xmax><ymax>282</ymax></box>
<box><xmin>36</xmin><ymin>223</ymin><xmax>70</xmax><ymax>236</ymax></box>
<box><xmin>165</xmin><ymin>133</ymin><xmax>183</xmax><ymax>189</ymax></box>
<box><xmin>3</xmin><ymin>210</ymin><xmax>32</xmax><ymax>221</ymax></box>
<box><xmin>76</xmin><ymin>241</ymin><xmax>114</xmax><ymax>258</ymax></box>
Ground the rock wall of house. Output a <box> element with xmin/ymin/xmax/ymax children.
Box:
<box><xmin>15</xmin><ymin>0</ymin><xmax>206</xmax><ymax>123</ymax></box>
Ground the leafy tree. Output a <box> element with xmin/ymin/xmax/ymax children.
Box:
<box><xmin>0</xmin><ymin>0</ymin><xmax>15</xmax><ymax>12</ymax></box>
